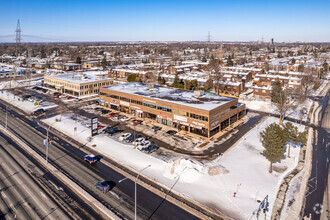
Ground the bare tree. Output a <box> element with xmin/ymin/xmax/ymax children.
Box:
<box><xmin>271</xmin><ymin>79</ymin><xmax>296</xmax><ymax>125</ymax></box>
<box><xmin>208</xmin><ymin>55</ymin><xmax>224</xmax><ymax>95</ymax></box>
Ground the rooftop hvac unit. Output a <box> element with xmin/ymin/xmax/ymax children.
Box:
<box><xmin>193</xmin><ymin>90</ymin><xmax>204</xmax><ymax>98</ymax></box>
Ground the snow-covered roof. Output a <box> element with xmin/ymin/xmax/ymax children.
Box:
<box><xmin>103</xmin><ymin>82</ymin><xmax>235</xmax><ymax>111</ymax></box>
<box><xmin>46</xmin><ymin>72</ymin><xmax>110</xmax><ymax>84</ymax></box>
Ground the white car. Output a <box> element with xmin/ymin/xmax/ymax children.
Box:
<box><xmin>133</xmin><ymin>137</ymin><xmax>145</xmax><ymax>146</ymax></box>
<box><xmin>137</xmin><ymin>141</ymin><xmax>151</xmax><ymax>150</ymax></box>
<box><xmin>119</xmin><ymin>133</ymin><xmax>131</xmax><ymax>141</ymax></box>
<box><xmin>120</xmin><ymin>116</ymin><xmax>131</xmax><ymax>121</ymax></box>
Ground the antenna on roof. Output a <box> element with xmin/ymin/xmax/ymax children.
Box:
<box><xmin>207</xmin><ymin>31</ymin><xmax>211</xmax><ymax>43</ymax></box>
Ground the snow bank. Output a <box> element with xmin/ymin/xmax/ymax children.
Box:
<box><xmin>163</xmin><ymin>158</ymin><xmax>205</xmax><ymax>182</ymax></box>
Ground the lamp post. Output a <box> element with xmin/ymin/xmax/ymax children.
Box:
<box><xmin>118</xmin><ymin>164</ymin><xmax>151</xmax><ymax>220</ymax></box>
<box><xmin>5</xmin><ymin>106</ymin><xmax>8</xmax><ymax>130</ymax></box>
<box><xmin>46</xmin><ymin>121</ymin><xmax>58</xmax><ymax>164</ymax></box>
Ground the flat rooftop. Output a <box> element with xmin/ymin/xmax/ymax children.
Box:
<box><xmin>102</xmin><ymin>82</ymin><xmax>235</xmax><ymax>111</ymax></box>
<box><xmin>46</xmin><ymin>73</ymin><xmax>110</xmax><ymax>84</ymax></box>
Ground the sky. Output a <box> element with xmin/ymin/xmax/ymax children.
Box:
<box><xmin>0</xmin><ymin>0</ymin><xmax>329</xmax><ymax>42</ymax></box>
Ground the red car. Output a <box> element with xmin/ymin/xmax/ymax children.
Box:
<box><xmin>109</xmin><ymin>112</ymin><xmax>118</xmax><ymax>117</ymax></box>
<box><xmin>97</xmin><ymin>124</ymin><xmax>104</xmax><ymax>129</ymax></box>
<box><xmin>131</xmin><ymin>120</ymin><xmax>143</xmax><ymax>125</ymax></box>
<box><xmin>67</xmin><ymin>96</ymin><xmax>74</xmax><ymax>100</ymax></box>
<box><xmin>56</xmin><ymin>94</ymin><xmax>61</xmax><ymax>98</ymax></box>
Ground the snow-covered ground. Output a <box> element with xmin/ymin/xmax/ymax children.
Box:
<box><xmin>241</xmin><ymin>98</ymin><xmax>313</xmax><ymax>121</ymax></box>
<box><xmin>0</xmin><ymin>90</ymin><xmax>57</xmax><ymax>113</ymax></box>
<box><xmin>43</xmin><ymin>114</ymin><xmax>304</xmax><ymax>219</ymax></box>
<box><xmin>0</xmin><ymin>77</ymin><xmax>42</xmax><ymax>90</ymax></box>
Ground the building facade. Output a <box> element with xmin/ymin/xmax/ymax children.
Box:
<box><xmin>99</xmin><ymin>82</ymin><xmax>246</xmax><ymax>138</ymax></box>
<box><xmin>44</xmin><ymin>73</ymin><xmax>113</xmax><ymax>97</ymax></box>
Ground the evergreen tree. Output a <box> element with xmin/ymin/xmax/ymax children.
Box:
<box><xmin>127</xmin><ymin>74</ymin><xmax>138</xmax><ymax>82</ymax></box>
<box><xmin>76</xmin><ymin>56</ymin><xmax>82</xmax><ymax>64</ymax></box>
<box><xmin>283</xmin><ymin>122</ymin><xmax>307</xmax><ymax>158</ymax></box>
<box><xmin>102</xmin><ymin>56</ymin><xmax>107</xmax><ymax>67</ymax></box>
<box><xmin>172</xmin><ymin>73</ymin><xmax>180</xmax><ymax>86</ymax></box>
<box><xmin>260</xmin><ymin>123</ymin><xmax>286</xmax><ymax>173</ymax></box>
<box><xmin>227</xmin><ymin>55</ymin><xmax>233</xmax><ymax>66</ymax></box>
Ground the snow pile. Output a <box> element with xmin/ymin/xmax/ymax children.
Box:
<box><xmin>163</xmin><ymin>158</ymin><xmax>204</xmax><ymax>182</ymax></box>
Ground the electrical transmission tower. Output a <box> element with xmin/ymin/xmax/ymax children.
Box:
<box><xmin>15</xmin><ymin>19</ymin><xmax>22</xmax><ymax>57</ymax></box>
<box><xmin>207</xmin><ymin>31</ymin><xmax>211</xmax><ymax>43</ymax></box>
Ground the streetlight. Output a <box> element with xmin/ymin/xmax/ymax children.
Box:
<box><xmin>118</xmin><ymin>164</ymin><xmax>151</xmax><ymax>220</ymax></box>
<box><xmin>5</xmin><ymin>105</ymin><xmax>9</xmax><ymax>130</ymax></box>
<box><xmin>46</xmin><ymin>121</ymin><xmax>58</xmax><ymax>164</ymax></box>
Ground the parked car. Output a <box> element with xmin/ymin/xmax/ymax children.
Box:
<box><xmin>152</xmin><ymin>126</ymin><xmax>162</xmax><ymax>131</ymax></box>
<box><xmin>114</xmin><ymin>114</ymin><xmax>124</xmax><ymax>119</ymax></box>
<box><xmin>125</xmin><ymin>134</ymin><xmax>136</xmax><ymax>143</ymax></box>
<box><xmin>41</xmin><ymin>88</ymin><xmax>48</xmax><ymax>93</ymax></box>
<box><xmin>119</xmin><ymin>133</ymin><xmax>131</xmax><ymax>141</ymax></box>
<box><xmin>55</xmin><ymin>94</ymin><xmax>61</xmax><ymax>98</ymax></box>
<box><xmin>131</xmin><ymin>120</ymin><xmax>143</xmax><ymax>125</ymax></box>
<box><xmin>95</xmin><ymin>181</ymin><xmax>111</xmax><ymax>193</ymax></box>
<box><xmin>85</xmin><ymin>122</ymin><xmax>92</xmax><ymax>128</ymax></box>
<box><xmin>101</xmin><ymin>109</ymin><xmax>110</xmax><ymax>114</ymax></box>
<box><xmin>109</xmin><ymin>112</ymin><xmax>118</xmax><ymax>117</ymax></box>
<box><xmin>97</xmin><ymin>124</ymin><xmax>104</xmax><ymax>129</ymax></box>
<box><xmin>53</xmin><ymin>92</ymin><xmax>60</xmax><ymax>96</ymax></box>
<box><xmin>132</xmin><ymin>137</ymin><xmax>145</xmax><ymax>145</ymax></box>
<box><xmin>93</xmin><ymin>100</ymin><xmax>99</xmax><ymax>105</ymax></box>
<box><xmin>32</xmin><ymin>108</ymin><xmax>45</xmax><ymax>116</ymax></box>
<box><xmin>84</xmin><ymin>154</ymin><xmax>100</xmax><ymax>164</ymax></box>
<box><xmin>103</xmin><ymin>126</ymin><xmax>114</xmax><ymax>133</ymax></box>
<box><xmin>66</xmin><ymin>96</ymin><xmax>74</xmax><ymax>100</ymax></box>
<box><xmin>74</xmin><ymin>98</ymin><xmax>82</xmax><ymax>102</ymax></box>
<box><xmin>142</xmin><ymin>144</ymin><xmax>159</xmax><ymax>154</ymax></box>
<box><xmin>23</xmin><ymin>94</ymin><xmax>32</xmax><ymax>100</ymax></box>
<box><xmin>120</xmin><ymin>116</ymin><xmax>131</xmax><ymax>121</ymax></box>
<box><xmin>166</xmin><ymin>130</ymin><xmax>177</xmax><ymax>135</ymax></box>
<box><xmin>107</xmin><ymin>128</ymin><xmax>122</xmax><ymax>136</ymax></box>
<box><xmin>137</xmin><ymin>140</ymin><xmax>151</xmax><ymax>150</ymax></box>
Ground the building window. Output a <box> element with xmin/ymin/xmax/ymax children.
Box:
<box><xmin>109</xmin><ymin>95</ymin><xmax>119</xmax><ymax>99</ymax></box>
<box><xmin>120</xmin><ymin>97</ymin><xmax>130</xmax><ymax>102</ymax></box>
<box><xmin>144</xmin><ymin>102</ymin><xmax>157</xmax><ymax>109</ymax></box>
<box><xmin>190</xmin><ymin>113</ymin><xmax>208</xmax><ymax>122</ymax></box>
<box><xmin>131</xmin><ymin>99</ymin><xmax>142</xmax><ymax>105</ymax></box>
<box><xmin>157</xmin><ymin>106</ymin><xmax>172</xmax><ymax>112</ymax></box>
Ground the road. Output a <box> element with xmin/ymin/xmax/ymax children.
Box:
<box><xmin>0</xmin><ymin>101</ymin><xmax>202</xmax><ymax>220</ymax></box>
<box><xmin>303</xmin><ymin>89</ymin><xmax>329</xmax><ymax>219</ymax></box>
<box><xmin>0</xmin><ymin>131</ymin><xmax>104</xmax><ymax>220</ymax></box>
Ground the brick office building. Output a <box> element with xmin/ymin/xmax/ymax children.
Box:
<box><xmin>99</xmin><ymin>82</ymin><xmax>246</xmax><ymax>138</ymax></box>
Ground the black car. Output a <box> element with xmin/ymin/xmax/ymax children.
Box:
<box><xmin>23</xmin><ymin>94</ymin><xmax>32</xmax><ymax>100</ymax></box>
<box><xmin>95</xmin><ymin>181</ymin><xmax>116</xmax><ymax>193</ymax></box>
<box><xmin>125</xmin><ymin>134</ymin><xmax>136</xmax><ymax>143</ymax></box>
<box><xmin>101</xmin><ymin>109</ymin><xmax>110</xmax><ymax>114</ymax></box>
<box><xmin>142</xmin><ymin>144</ymin><xmax>159</xmax><ymax>154</ymax></box>
<box><xmin>93</xmin><ymin>100</ymin><xmax>100</xmax><ymax>105</ymax></box>
<box><xmin>152</xmin><ymin>126</ymin><xmax>162</xmax><ymax>131</ymax></box>
<box><xmin>103</xmin><ymin>126</ymin><xmax>114</xmax><ymax>133</ymax></box>
<box><xmin>32</xmin><ymin>108</ymin><xmax>45</xmax><ymax>116</ymax></box>
<box><xmin>41</xmin><ymin>88</ymin><xmax>48</xmax><ymax>93</ymax></box>
<box><xmin>166</xmin><ymin>130</ymin><xmax>177</xmax><ymax>135</ymax></box>
<box><xmin>107</xmin><ymin>128</ymin><xmax>122</xmax><ymax>136</ymax></box>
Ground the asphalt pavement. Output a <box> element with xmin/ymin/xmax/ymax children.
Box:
<box><xmin>0</xmin><ymin>101</ymin><xmax>201</xmax><ymax>220</ymax></box>
<box><xmin>303</xmin><ymin>90</ymin><xmax>329</xmax><ymax>219</ymax></box>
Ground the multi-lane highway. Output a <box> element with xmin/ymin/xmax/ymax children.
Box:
<box><xmin>0</xmin><ymin>101</ymin><xmax>203</xmax><ymax>220</ymax></box>
<box><xmin>0</xmin><ymin>131</ymin><xmax>105</xmax><ymax>219</ymax></box>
